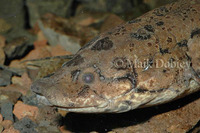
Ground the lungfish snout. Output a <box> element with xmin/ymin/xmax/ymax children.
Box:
<box><xmin>31</xmin><ymin>79</ymin><xmax>50</xmax><ymax>95</ymax></box>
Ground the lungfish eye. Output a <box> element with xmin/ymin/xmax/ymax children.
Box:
<box><xmin>82</xmin><ymin>73</ymin><xmax>94</xmax><ymax>83</ymax></box>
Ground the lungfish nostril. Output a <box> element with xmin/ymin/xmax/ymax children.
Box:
<box><xmin>31</xmin><ymin>80</ymin><xmax>48</xmax><ymax>95</ymax></box>
<box><xmin>31</xmin><ymin>82</ymin><xmax>42</xmax><ymax>95</ymax></box>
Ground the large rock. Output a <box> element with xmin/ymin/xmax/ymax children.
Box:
<box><xmin>13</xmin><ymin>117</ymin><xmax>37</xmax><ymax>133</ymax></box>
<box><xmin>0</xmin><ymin>0</ymin><xmax>36</xmax><ymax>43</ymax></box>
<box><xmin>0</xmin><ymin>19</ymin><xmax>12</xmax><ymax>33</ymax></box>
<box><xmin>38</xmin><ymin>13</ymin><xmax>98</xmax><ymax>54</ymax></box>
<box><xmin>0</xmin><ymin>36</ymin><xmax>5</xmax><ymax>64</ymax></box>
<box><xmin>0</xmin><ymin>0</ymin><xmax>25</xmax><ymax>30</ymax></box>
<box><xmin>100</xmin><ymin>14</ymin><xmax>125</xmax><ymax>33</ymax></box>
<box><xmin>79</xmin><ymin>0</ymin><xmax>133</xmax><ymax>14</ymax></box>
<box><xmin>0</xmin><ymin>48</ymin><xmax>5</xmax><ymax>65</ymax></box>
<box><xmin>26</xmin><ymin>0</ymin><xmax>74</xmax><ymax>27</ymax></box>
<box><xmin>143</xmin><ymin>0</ymin><xmax>177</xmax><ymax>9</ymax></box>
<box><xmin>0</xmin><ymin>69</ymin><xmax>12</xmax><ymax>86</ymax></box>
<box><xmin>4</xmin><ymin>37</ymin><xmax>32</xmax><ymax>60</ymax></box>
<box><xmin>0</xmin><ymin>101</ymin><xmax>14</xmax><ymax>122</ymax></box>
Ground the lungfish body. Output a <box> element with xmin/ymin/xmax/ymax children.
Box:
<box><xmin>31</xmin><ymin>0</ymin><xmax>200</xmax><ymax>113</ymax></box>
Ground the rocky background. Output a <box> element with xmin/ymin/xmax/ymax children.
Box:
<box><xmin>0</xmin><ymin>0</ymin><xmax>199</xmax><ymax>133</ymax></box>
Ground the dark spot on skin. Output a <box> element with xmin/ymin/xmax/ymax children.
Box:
<box><xmin>82</xmin><ymin>73</ymin><xmax>95</xmax><ymax>84</ymax></box>
<box><xmin>144</xmin><ymin>25</ymin><xmax>155</xmax><ymax>33</ymax></box>
<box><xmin>156</xmin><ymin>21</ymin><xmax>164</xmax><ymax>26</ymax></box>
<box><xmin>134</xmin><ymin>87</ymin><xmax>148</xmax><ymax>93</ymax></box>
<box><xmin>167</xmin><ymin>28</ymin><xmax>172</xmax><ymax>32</ymax></box>
<box><xmin>124</xmin><ymin>101</ymin><xmax>132</xmax><ymax>105</ymax></box>
<box><xmin>80</xmin><ymin>36</ymin><xmax>100</xmax><ymax>50</ymax></box>
<box><xmin>156</xmin><ymin>88</ymin><xmax>166</xmax><ymax>93</ymax></box>
<box><xmin>131</xmin><ymin>94</ymin><xmax>135</xmax><ymax>99</ymax></box>
<box><xmin>71</xmin><ymin>70</ymin><xmax>80</xmax><ymax>82</ymax></box>
<box><xmin>153</xmin><ymin>6</ymin><xmax>169</xmax><ymax>16</ymax></box>
<box><xmin>156</xmin><ymin>39</ymin><xmax>159</xmax><ymax>44</ymax></box>
<box><xmin>43</xmin><ymin>73</ymin><xmax>54</xmax><ymax>78</ymax></box>
<box><xmin>147</xmin><ymin>43</ymin><xmax>152</xmax><ymax>47</ymax></box>
<box><xmin>191</xmin><ymin>28</ymin><xmax>200</xmax><ymax>38</ymax></box>
<box><xmin>78</xmin><ymin>85</ymin><xmax>90</xmax><ymax>97</ymax></box>
<box><xmin>68</xmin><ymin>103</ymin><xmax>75</xmax><ymax>107</ymax></box>
<box><xmin>167</xmin><ymin>37</ymin><xmax>172</xmax><ymax>43</ymax></box>
<box><xmin>163</xmin><ymin>69</ymin><xmax>167</xmax><ymax>73</ymax></box>
<box><xmin>91</xmin><ymin>37</ymin><xmax>113</xmax><ymax>51</ymax></box>
<box><xmin>177</xmin><ymin>39</ymin><xmax>188</xmax><ymax>47</ymax></box>
<box><xmin>135</xmin><ymin>83</ymin><xmax>168</xmax><ymax>93</ymax></box>
<box><xmin>129</xmin><ymin>43</ymin><xmax>134</xmax><ymax>47</ymax></box>
<box><xmin>160</xmin><ymin>48</ymin><xmax>169</xmax><ymax>55</ymax></box>
<box><xmin>149</xmin><ymin>88</ymin><xmax>167</xmax><ymax>93</ymax></box>
<box><xmin>128</xmin><ymin>18</ymin><xmax>141</xmax><ymax>24</ymax></box>
<box><xmin>130</xmin><ymin>29</ymin><xmax>151</xmax><ymax>40</ymax></box>
<box><xmin>114</xmin><ymin>32</ymin><xmax>120</xmax><ymax>36</ymax></box>
<box><xmin>117</xmin><ymin>73</ymin><xmax>137</xmax><ymax>89</ymax></box>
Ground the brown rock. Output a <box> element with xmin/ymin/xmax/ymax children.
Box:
<box><xmin>37</xmin><ymin>31</ymin><xmax>47</xmax><ymax>41</ymax></box>
<box><xmin>0</xmin><ymin>84</ymin><xmax>28</xmax><ymax>96</ymax></box>
<box><xmin>39</xmin><ymin>13</ymin><xmax>98</xmax><ymax>53</ymax></box>
<box><xmin>0</xmin><ymin>69</ymin><xmax>12</xmax><ymax>86</ymax></box>
<box><xmin>9</xmin><ymin>40</ymin><xmax>50</xmax><ymax>69</ymax></box>
<box><xmin>0</xmin><ymin>19</ymin><xmax>11</xmax><ymax>33</ymax></box>
<box><xmin>9</xmin><ymin>60</ymin><xmax>24</xmax><ymax>69</ymax></box>
<box><xmin>57</xmin><ymin>109</ymin><xmax>68</xmax><ymax>117</ymax></box>
<box><xmin>59</xmin><ymin>126</ymin><xmax>72</xmax><ymax>133</ymax></box>
<box><xmin>100</xmin><ymin>14</ymin><xmax>125</xmax><ymax>33</ymax></box>
<box><xmin>36</xmin><ymin>106</ymin><xmax>61</xmax><ymax>125</ymax></box>
<box><xmin>0</xmin><ymin>35</ymin><xmax>5</xmax><ymax>48</ymax></box>
<box><xmin>76</xmin><ymin>16</ymin><xmax>95</xmax><ymax>27</ymax></box>
<box><xmin>50</xmin><ymin>45</ymin><xmax>71</xmax><ymax>56</ymax></box>
<box><xmin>0</xmin><ymin>114</ymin><xmax>3</xmax><ymax>123</ymax></box>
<box><xmin>33</xmin><ymin>40</ymin><xmax>48</xmax><ymax>48</ymax></box>
<box><xmin>13</xmin><ymin>101</ymin><xmax>39</xmax><ymax>121</ymax></box>
<box><xmin>0</xmin><ymin>48</ymin><xmax>5</xmax><ymax>64</ymax></box>
<box><xmin>26</xmin><ymin>0</ymin><xmax>73</xmax><ymax>27</ymax></box>
<box><xmin>2</xmin><ymin>126</ymin><xmax>20</xmax><ymax>133</ymax></box>
<box><xmin>24</xmin><ymin>40</ymin><xmax>51</xmax><ymax>60</ymax></box>
<box><xmin>12</xmin><ymin>73</ymin><xmax>32</xmax><ymax>89</ymax></box>
<box><xmin>143</xmin><ymin>0</ymin><xmax>176</xmax><ymax>9</ymax></box>
<box><xmin>1</xmin><ymin>120</ymin><xmax>13</xmax><ymax>129</ymax></box>
<box><xmin>3</xmin><ymin>37</ymin><xmax>30</xmax><ymax>59</ymax></box>
<box><xmin>0</xmin><ymin>124</ymin><xmax>3</xmax><ymax>133</ymax></box>
<box><xmin>0</xmin><ymin>89</ymin><xmax>21</xmax><ymax>104</ymax></box>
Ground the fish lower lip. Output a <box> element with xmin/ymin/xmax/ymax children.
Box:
<box><xmin>56</xmin><ymin>106</ymin><xmax>108</xmax><ymax>113</ymax></box>
<box><xmin>54</xmin><ymin>102</ymin><xmax>110</xmax><ymax>113</ymax></box>
<box><xmin>36</xmin><ymin>94</ymin><xmax>52</xmax><ymax>106</ymax></box>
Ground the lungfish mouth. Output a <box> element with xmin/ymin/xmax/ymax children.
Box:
<box><xmin>35</xmin><ymin>93</ymin><xmax>110</xmax><ymax>113</ymax></box>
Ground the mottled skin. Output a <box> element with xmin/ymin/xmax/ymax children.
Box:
<box><xmin>31</xmin><ymin>0</ymin><xmax>200</xmax><ymax>113</ymax></box>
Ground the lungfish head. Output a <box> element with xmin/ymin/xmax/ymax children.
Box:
<box><xmin>31</xmin><ymin>35</ymin><xmax>137</xmax><ymax>113</ymax></box>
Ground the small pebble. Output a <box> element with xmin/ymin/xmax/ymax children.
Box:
<box><xmin>1</xmin><ymin>101</ymin><xmax>14</xmax><ymax>122</ymax></box>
